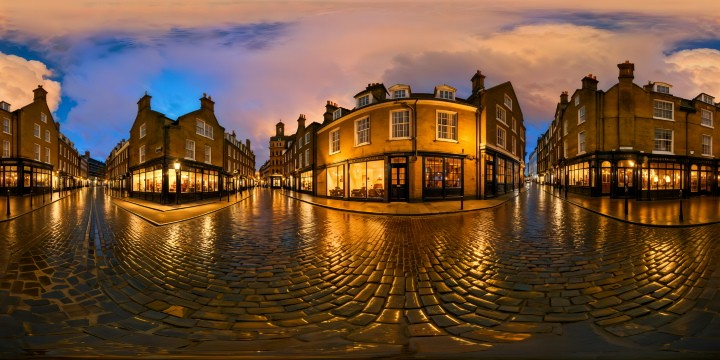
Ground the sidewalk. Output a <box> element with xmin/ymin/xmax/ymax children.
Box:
<box><xmin>111</xmin><ymin>191</ymin><xmax>253</xmax><ymax>226</ymax></box>
<box><xmin>281</xmin><ymin>189</ymin><xmax>521</xmax><ymax>215</ymax></box>
<box><xmin>0</xmin><ymin>189</ymin><xmax>77</xmax><ymax>222</ymax></box>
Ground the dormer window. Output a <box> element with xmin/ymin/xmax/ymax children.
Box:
<box><xmin>438</xmin><ymin>90</ymin><xmax>454</xmax><ymax>100</ymax></box>
<box><xmin>333</xmin><ymin>109</ymin><xmax>342</xmax><ymax>120</ymax></box>
<box><xmin>393</xmin><ymin>89</ymin><xmax>407</xmax><ymax>99</ymax></box>
<box><xmin>654</xmin><ymin>83</ymin><xmax>672</xmax><ymax>94</ymax></box>
<box><xmin>700</xmin><ymin>94</ymin><xmax>715</xmax><ymax>104</ymax></box>
<box><xmin>358</xmin><ymin>94</ymin><xmax>370</xmax><ymax>107</ymax></box>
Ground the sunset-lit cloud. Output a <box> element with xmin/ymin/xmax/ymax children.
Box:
<box><xmin>1</xmin><ymin>1</ymin><xmax>719</xmax><ymax>165</ymax></box>
<box><xmin>0</xmin><ymin>52</ymin><xmax>61</xmax><ymax>112</ymax></box>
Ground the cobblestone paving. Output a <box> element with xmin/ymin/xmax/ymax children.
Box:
<box><xmin>0</xmin><ymin>187</ymin><xmax>719</xmax><ymax>358</ymax></box>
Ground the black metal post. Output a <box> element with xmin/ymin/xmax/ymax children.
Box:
<box><xmin>6</xmin><ymin>189</ymin><xmax>9</xmax><ymax>216</ymax></box>
<box><xmin>176</xmin><ymin>171</ymin><xmax>181</xmax><ymax>205</ymax></box>
<box><xmin>30</xmin><ymin>189</ymin><xmax>33</xmax><ymax>208</ymax></box>
<box><xmin>679</xmin><ymin>189</ymin><xmax>683</xmax><ymax>222</ymax></box>
<box><xmin>624</xmin><ymin>184</ymin><xmax>628</xmax><ymax>216</ymax></box>
<box><xmin>43</xmin><ymin>188</ymin><xmax>46</xmax><ymax>204</ymax></box>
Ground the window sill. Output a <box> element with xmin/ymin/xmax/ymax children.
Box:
<box><xmin>701</xmin><ymin>124</ymin><xmax>714</xmax><ymax>129</ymax></box>
<box><xmin>651</xmin><ymin>150</ymin><xmax>674</xmax><ymax>155</ymax></box>
<box><xmin>435</xmin><ymin>138</ymin><xmax>458</xmax><ymax>143</ymax></box>
<box><xmin>354</xmin><ymin>142</ymin><xmax>370</xmax><ymax>147</ymax></box>
<box><xmin>652</xmin><ymin>117</ymin><xmax>674</xmax><ymax>121</ymax></box>
<box><xmin>388</xmin><ymin>137</ymin><xmax>411</xmax><ymax>141</ymax></box>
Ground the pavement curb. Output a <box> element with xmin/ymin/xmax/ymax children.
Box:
<box><xmin>111</xmin><ymin>193</ymin><xmax>253</xmax><ymax>226</ymax></box>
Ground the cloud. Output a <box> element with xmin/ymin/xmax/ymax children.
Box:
<box><xmin>0</xmin><ymin>52</ymin><xmax>61</xmax><ymax>112</ymax></box>
<box><xmin>665</xmin><ymin>48</ymin><xmax>720</xmax><ymax>98</ymax></box>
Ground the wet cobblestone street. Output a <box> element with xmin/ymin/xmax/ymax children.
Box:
<box><xmin>1</xmin><ymin>187</ymin><xmax>719</xmax><ymax>359</ymax></box>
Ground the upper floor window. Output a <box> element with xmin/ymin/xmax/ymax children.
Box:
<box><xmin>305</xmin><ymin>148</ymin><xmax>310</xmax><ymax>167</ymax></box>
<box><xmin>653</xmin><ymin>128</ymin><xmax>673</xmax><ymax>153</ymax></box>
<box><xmin>45</xmin><ymin>147</ymin><xmax>50</xmax><ymax>163</ymax></box>
<box><xmin>438</xmin><ymin>90</ymin><xmax>455</xmax><ymax>100</ymax></box>
<box><xmin>574</xmin><ymin>95</ymin><xmax>580</xmax><ymax>106</ymax></box>
<box><xmin>3</xmin><ymin>118</ymin><xmax>10</xmax><ymax>134</ymax></box>
<box><xmin>512</xmin><ymin>136</ymin><xmax>516</xmax><ymax>155</ymax></box>
<box><xmin>0</xmin><ymin>102</ymin><xmax>9</xmax><ymax>111</ymax></box>
<box><xmin>496</xmin><ymin>105</ymin><xmax>506</xmax><ymax>124</ymax></box>
<box><xmin>2</xmin><ymin>140</ymin><xmax>9</xmax><ymax>158</ymax></box>
<box><xmin>139</xmin><ymin>145</ymin><xmax>146</xmax><ymax>163</ymax></box>
<box><xmin>390</xmin><ymin>110</ymin><xmax>410</xmax><ymax>139</ymax></box>
<box><xmin>305</xmin><ymin>132</ymin><xmax>311</xmax><ymax>144</ymax></box>
<box><xmin>185</xmin><ymin>139</ymin><xmax>195</xmax><ymax>160</ymax></box>
<box><xmin>512</xmin><ymin>118</ymin><xmax>516</xmax><ymax>132</ymax></box>
<box><xmin>204</xmin><ymin>145</ymin><xmax>211</xmax><ymax>163</ymax></box>
<box><xmin>45</xmin><ymin>129</ymin><xmax>50</xmax><ymax>142</ymax></box>
<box><xmin>578</xmin><ymin>131</ymin><xmax>586</xmax><ymax>154</ymax></box>
<box><xmin>436</xmin><ymin>111</ymin><xmax>458</xmax><ymax>141</ymax></box>
<box><xmin>702</xmin><ymin>134</ymin><xmax>712</xmax><ymax>156</ymax></box>
<box><xmin>196</xmin><ymin>119</ymin><xmax>213</xmax><ymax>139</ymax></box>
<box><xmin>355</xmin><ymin>117</ymin><xmax>370</xmax><ymax>146</ymax></box>
<box><xmin>34</xmin><ymin>143</ymin><xmax>40</xmax><ymax>161</ymax></box>
<box><xmin>653</xmin><ymin>100</ymin><xmax>674</xmax><ymax>121</ymax></box>
<box><xmin>701</xmin><ymin>109</ymin><xmax>713</xmax><ymax>127</ymax></box>
<box><xmin>357</xmin><ymin>94</ymin><xmax>370</xmax><ymax>107</ymax></box>
<box><xmin>139</xmin><ymin>123</ymin><xmax>147</xmax><ymax>138</ymax></box>
<box><xmin>40</xmin><ymin>113</ymin><xmax>47</xmax><ymax>123</ymax></box>
<box><xmin>329</xmin><ymin>128</ymin><xmax>340</xmax><ymax>154</ymax></box>
<box><xmin>34</xmin><ymin>123</ymin><xmax>41</xmax><ymax>138</ymax></box>
<box><xmin>578</xmin><ymin>106</ymin><xmax>586</xmax><ymax>124</ymax></box>
<box><xmin>497</xmin><ymin>126</ymin><xmax>506</xmax><ymax>148</ymax></box>
<box><xmin>333</xmin><ymin>109</ymin><xmax>342</xmax><ymax>120</ymax></box>
<box><xmin>504</xmin><ymin>94</ymin><xmax>513</xmax><ymax>109</ymax></box>
<box><xmin>393</xmin><ymin>89</ymin><xmax>407</xmax><ymax>99</ymax></box>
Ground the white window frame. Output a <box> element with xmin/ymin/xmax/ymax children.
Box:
<box><xmin>496</xmin><ymin>105</ymin><xmax>506</xmax><ymax>124</ymax></box>
<box><xmin>655</xmin><ymin>84</ymin><xmax>671</xmax><ymax>94</ymax></box>
<box><xmin>438</xmin><ymin>90</ymin><xmax>455</xmax><ymax>100</ymax></box>
<box><xmin>139</xmin><ymin>145</ymin><xmax>146</xmax><ymax>163</ymax></box>
<box><xmin>512</xmin><ymin>136</ymin><xmax>516</xmax><ymax>155</ymax></box>
<box><xmin>329</xmin><ymin>128</ymin><xmax>340</xmax><ymax>155</ymax></box>
<box><xmin>393</xmin><ymin>89</ymin><xmax>407</xmax><ymax>99</ymax></box>
<box><xmin>700</xmin><ymin>94</ymin><xmax>714</xmax><ymax>104</ymax></box>
<box><xmin>701</xmin><ymin>109</ymin><xmax>713</xmax><ymax>128</ymax></box>
<box><xmin>196</xmin><ymin>119</ymin><xmax>214</xmax><ymax>139</ymax></box>
<box><xmin>2</xmin><ymin>140</ymin><xmax>9</xmax><ymax>157</ymax></box>
<box><xmin>653</xmin><ymin>100</ymin><xmax>674</xmax><ymax>121</ymax></box>
<box><xmin>45</xmin><ymin>129</ymin><xmax>50</xmax><ymax>143</ymax></box>
<box><xmin>185</xmin><ymin>139</ymin><xmax>195</xmax><ymax>160</ymax></box>
<box><xmin>436</xmin><ymin>111</ymin><xmax>458</xmax><ymax>142</ymax></box>
<box><xmin>496</xmin><ymin>126</ymin><xmax>506</xmax><ymax>149</ymax></box>
<box><xmin>204</xmin><ymin>145</ymin><xmax>211</xmax><ymax>164</ymax></box>
<box><xmin>574</xmin><ymin>95</ymin><xmax>580</xmax><ymax>106</ymax></box>
<box><xmin>504</xmin><ymin>94</ymin><xmax>513</xmax><ymax>110</ymax></box>
<box><xmin>333</xmin><ymin>109</ymin><xmax>342</xmax><ymax>120</ymax></box>
<box><xmin>45</xmin><ymin>147</ymin><xmax>50</xmax><ymax>163</ymax></box>
<box><xmin>34</xmin><ymin>123</ymin><xmax>41</xmax><ymax>138</ymax></box>
<box><xmin>305</xmin><ymin>132</ymin><xmax>311</xmax><ymax>144</ymax></box>
<box><xmin>357</xmin><ymin>94</ymin><xmax>370</xmax><ymax>107</ymax></box>
<box><xmin>653</xmin><ymin>128</ymin><xmax>673</xmax><ymax>154</ymax></box>
<box><xmin>41</xmin><ymin>112</ymin><xmax>47</xmax><ymax>123</ymax></box>
<box><xmin>578</xmin><ymin>106</ymin><xmax>586</xmax><ymax>124</ymax></box>
<box><xmin>139</xmin><ymin>123</ymin><xmax>147</xmax><ymax>138</ymax></box>
<box><xmin>390</xmin><ymin>110</ymin><xmax>411</xmax><ymax>140</ymax></box>
<box><xmin>702</xmin><ymin>134</ymin><xmax>712</xmax><ymax>156</ymax></box>
<box><xmin>578</xmin><ymin>131</ymin><xmax>586</xmax><ymax>154</ymax></box>
<box><xmin>355</xmin><ymin>117</ymin><xmax>370</xmax><ymax>146</ymax></box>
<box><xmin>305</xmin><ymin>148</ymin><xmax>310</xmax><ymax>167</ymax></box>
<box><xmin>3</xmin><ymin>118</ymin><xmax>10</xmax><ymax>134</ymax></box>
<box><xmin>34</xmin><ymin>143</ymin><xmax>41</xmax><ymax>161</ymax></box>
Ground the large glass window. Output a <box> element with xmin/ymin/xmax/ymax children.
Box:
<box><xmin>0</xmin><ymin>166</ymin><xmax>18</xmax><ymax>187</ymax></box>
<box><xmin>327</xmin><ymin>165</ymin><xmax>344</xmax><ymax>197</ymax></box>
<box><xmin>437</xmin><ymin>111</ymin><xmax>458</xmax><ymax>141</ymax></box>
<box><xmin>653</xmin><ymin>129</ymin><xmax>673</xmax><ymax>153</ymax></box>
<box><xmin>355</xmin><ymin>117</ymin><xmax>370</xmax><ymax>146</ymax></box>
<box><xmin>497</xmin><ymin>158</ymin><xmax>505</xmax><ymax>184</ymax></box>
<box><xmin>653</xmin><ymin>100</ymin><xmax>674</xmax><ymax>120</ymax></box>
<box><xmin>391</xmin><ymin>110</ymin><xmax>410</xmax><ymax>139</ymax></box>
<box><xmin>424</xmin><ymin>156</ymin><xmax>462</xmax><ymax>198</ymax></box>
<box><xmin>349</xmin><ymin>160</ymin><xmax>384</xmax><ymax>199</ymax></box>
<box><xmin>568</xmin><ymin>162</ymin><xmax>590</xmax><ymax>187</ymax></box>
<box><xmin>642</xmin><ymin>162</ymin><xmax>683</xmax><ymax>190</ymax></box>
<box><xmin>301</xmin><ymin>170</ymin><xmax>313</xmax><ymax>191</ymax></box>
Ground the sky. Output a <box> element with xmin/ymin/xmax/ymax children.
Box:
<box><xmin>1</xmin><ymin>0</ymin><xmax>720</xmax><ymax>168</ymax></box>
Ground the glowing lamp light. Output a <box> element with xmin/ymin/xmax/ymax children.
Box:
<box><xmin>174</xmin><ymin>161</ymin><xmax>180</xmax><ymax>171</ymax></box>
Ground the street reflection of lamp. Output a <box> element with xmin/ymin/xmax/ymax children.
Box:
<box><xmin>174</xmin><ymin>161</ymin><xmax>180</xmax><ymax>205</ymax></box>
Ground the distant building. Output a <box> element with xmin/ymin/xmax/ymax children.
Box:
<box><xmin>533</xmin><ymin>61</ymin><xmax>720</xmax><ymax>199</ymax></box>
<box><xmin>267</xmin><ymin>121</ymin><xmax>290</xmax><ymax>188</ymax></box>
<box><xmin>528</xmin><ymin>147</ymin><xmax>538</xmax><ymax>182</ymax></box>
<box><xmin>106</xmin><ymin>139</ymin><xmax>129</xmax><ymax>194</ymax></box>
<box><xmin>282</xmin><ymin>114</ymin><xmax>319</xmax><ymax>194</ymax></box>
<box><xmin>106</xmin><ymin>92</ymin><xmax>255</xmax><ymax>203</ymax></box>
<box><xmin>0</xmin><ymin>86</ymin><xmax>84</xmax><ymax>195</ymax></box>
<box><xmin>81</xmin><ymin>151</ymin><xmax>106</xmax><ymax>186</ymax></box>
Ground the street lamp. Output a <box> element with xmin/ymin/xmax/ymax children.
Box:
<box><xmin>174</xmin><ymin>161</ymin><xmax>181</xmax><ymax>205</ymax></box>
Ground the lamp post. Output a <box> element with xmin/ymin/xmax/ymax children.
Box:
<box><xmin>679</xmin><ymin>189</ymin><xmax>683</xmax><ymax>222</ymax></box>
<box><xmin>174</xmin><ymin>161</ymin><xmax>181</xmax><ymax>205</ymax></box>
<box><xmin>5</xmin><ymin>188</ymin><xmax>9</xmax><ymax>216</ymax></box>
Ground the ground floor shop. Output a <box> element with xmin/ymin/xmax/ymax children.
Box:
<box><xmin>0</xmin><ymin>158</ymin><xmax>83</xmax><ymax>195</ymax></box>
<box><xmin>549</xmin><ymin>151</ymin><xmax>720</xmax><ymax>200</ymax></box>
<box><xmin>314</xmin><ymin>152</ymin><xmax>523</xmax><ymax>202</ymax></box>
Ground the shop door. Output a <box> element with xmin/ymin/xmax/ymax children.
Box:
<box><xmin>601</xmin><ymin>161</ymin><xmax>611</xmax><ymax>195</ymax></box>
<box><xmin>390</xmin><ymin>159</ymin><xmax>407</xmax><ymax>201</ymax></box>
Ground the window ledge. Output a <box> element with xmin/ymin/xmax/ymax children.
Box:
<box><xmin>388</xmin><ymin>137</ymin><xmax>411</xmax><ymax>141</ymax></box>
<box><xmin>435</xmin><ymin>138</ymin><xmax>458</xmax><ymax>143</ymax></box>
<box><xmin>653</xmin><ymin>117</ymin><xmax>674</xmax><ymax>121</ymax></box>
<box><xmin>701</xmin><ymin>124</ymin><xmax>714</xmax><ymax>129</ymax></box>
<box><xmin>651</xmin><ymin>150</ymin><xmax>674</xmax><ymax>155</ymax></box>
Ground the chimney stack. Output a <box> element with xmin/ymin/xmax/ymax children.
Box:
<box><xmin>471</xmin><ymin>70</ymin><xmax>486</xmax><ymax>93</ymax></box>
<box><xmin>33</xmin><ymin>85</ymin><xmax>48</xmax><ymax>102</ymax></box>
<box><xmin>560</xmin><ymin>91</ymin><xmax>569</xmax><ymax>104</ymax></box>
<box><xmin>618</xmin><ymin>60</ymin><xmax>634</xmax><ymax>81</ymax></box>
<box><xmin>137</xmin><ymin>92</ymin><xmax>152</xmax><ymax>111</ymax></box>
<box><xmin>200</xmin><ymin>93</ymin><xmax>215</xmax><ymax>112</ymax></box>
<box><xmin>581</xmin><ymin>74</ymin><xmax>598</xmax><ymax>91</ymax></box>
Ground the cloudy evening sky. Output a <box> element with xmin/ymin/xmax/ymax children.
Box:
<box><xmin>2</xmin><ymin>0</ymin><xmax>720</xmax><ymax>167</ymax></box>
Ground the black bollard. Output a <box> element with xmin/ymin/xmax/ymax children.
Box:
<box><xmin>6</xmin><ymin>189</ymin><xmax>9</xmax><ymax>216</ymax></box>
<box><xmin>679</xmin><ymin>189</ymin><xmax>683</xmax><ymax>222</ymax></box>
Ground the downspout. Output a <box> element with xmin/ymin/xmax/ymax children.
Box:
<box><xmin>476</xmin><ymin>92</ymin><xmax>483</xmax><ymax>199</ymax></box>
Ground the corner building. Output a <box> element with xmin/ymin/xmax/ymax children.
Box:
<box><xmin>543</xmin><ymin>61</ymin><xmax>720</xmax><ymax>199</ymax></box>
<box><xmin>314</xmin><ymin>71</ymin><xmax>525</xmax><ymax>202</ymax></box>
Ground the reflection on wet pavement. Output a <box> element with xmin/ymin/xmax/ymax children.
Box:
<box><xmin>0</xmin><ymin>186</ymin><xmax>719</xmax><ymax>358</ymax></box>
